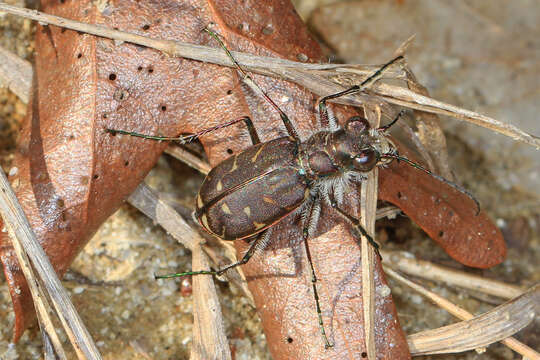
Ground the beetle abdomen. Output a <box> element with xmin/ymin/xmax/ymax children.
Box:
<box><xmin>201</xmin><ymin>167</ymin><xmax>307</xmax><ymax>239</ymax></box>
<box><xmin>196</xmin><ymin>137</ymin><xmax>307</xmax><ymax>240</ymax></box>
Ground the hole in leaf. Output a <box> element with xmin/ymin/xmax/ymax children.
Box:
<box><xmin>287</xmin><ymin>337</ymin><xmax>293</xmax><ymax>344</ymax></box>
<box><xmin>142</xmin><ymin>24</ymin><xmax>150</xmax><ymax>30</ymax></box>
<box><xmin>109</xmin><ymin>73</ymin><xmax>117</xmax><ymax>81</ymax></box>
<box><xmin>262</xmin><ymin>25</ymin><xmax>274</xmax><ymax>35</ymax></box>
<box><xmin>297</xmin><ymin>53</ymin><xmax>308</xmax><ymax>62</ymax></box>
<box><xmin>226</xmin><ymin>148</ymin><xmax>234</xmax><ymax>155</ymax></box>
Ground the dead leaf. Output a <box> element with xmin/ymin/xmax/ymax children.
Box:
<box><xmin>0</xmin><ymin>0</ymin><xmax>411</xmax><ymax>358</ymax></box>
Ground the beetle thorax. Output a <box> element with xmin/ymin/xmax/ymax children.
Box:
<box><xmin>298</xmin><ymin>116</ymin><xmax>396</xmax><ymax>206</ymax></box>
<box><xmin>301</xmin><ymin>120</ymin><xmax>394</xmax><ymax>179</ymax></box>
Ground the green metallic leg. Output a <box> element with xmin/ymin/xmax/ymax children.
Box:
<box><xmin>318</xmin><ymin>55</ymin><xmax>404</xmax><ymax>128</ymax></box>
<box><xmin>328</xmin><ymin>197</ymin><xmax>382</xmax><ymax>260</ymax></box>
<box><xmin>106</xmin><ymin>116</ymin><xmax>258</xmax><ymax>144</ymax></box>
<box><xmin>302</xmin><ymin>193</ymin><xmax>334</xmax><ymax>349</ymax></box>
<box><xmin>155</xmin><ymin>230</ymin><xmax>268</xmax><ymax>279</ymax></box>
<box><xmin>204</xmin><ymin>27</ymin><xmax>301</xmax><ymax>142</ymax></box>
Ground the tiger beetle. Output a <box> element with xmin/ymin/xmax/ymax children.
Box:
<box><xmin>107</xmin><ymin>28</ymin><xmax>479</xmax><ymax>349</ymax></box>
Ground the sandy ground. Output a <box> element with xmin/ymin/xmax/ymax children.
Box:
<box><xmin>0</xmin><ymin>0</ymin><xmax>538</xmax><ymax>359</ymax></box>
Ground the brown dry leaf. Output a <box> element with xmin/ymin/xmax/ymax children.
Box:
<box><xmin>0</xmin><ymin>0</ymin><xmax>410</xmax><ymax>358</ymax></box>
<box><xmin>378</xmin><ymin>140</ymin><xmax>506</xmax><ymax>269</ymax></box>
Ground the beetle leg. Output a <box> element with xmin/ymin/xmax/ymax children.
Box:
<box><xmin>155</xmin><ymin>231</ymin><xmax>271</xmax><ymax>279</ymax></box>
<box><xmin>317</xmin><ymin>55</ymin><xmax>404</xmax><ymax>128</ymax></box>
<box><xmin>328</xmin><ymin>198</ymin><xmax>382</xmax><ymax>260</ymax></box>
<box><xmin>106</xmin><ymin>116</ymin><xmax>255</xmax><ymax>144</ymax></box>
<box><xmin>302</xmin><ymin>193</ymin><xmax>334</xmax><ymax>349</ymax></box>
<box><xmin>214</xmin><ymin>229</ymin><xmax>273</xmax><ymax>275</ymax></box>
<box><xmin>204</xmin><ymin>27</ymin><xmax>301</xmax><ymax>142</ymax></box>
<box><xmin>242</xmin><ymin>116</ymin><xmax>261</xmax><ymax>145</ymax></box>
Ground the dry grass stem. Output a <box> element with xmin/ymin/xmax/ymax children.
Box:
<box><xmin>0</xmin><ymin>45</ymin><xmax>32</xmax><ymax>103</ymax></box>
<box><xmin>165</xmin><ymin>146</ymin><xmax>212</xmax><ymax>175</ymax></box>
<box><xmin>0</xmin><ymin>178</ymin><xmax>67</xmax><ymax>360</ymax></box>
<box><xmin>0</xmin><ymin>3</ymin><xmax>537</xmax><ymax>149</ymax></box>
<box><xmin>359</xmin><ymin>105</ymin><xmax>383</xmax><ymax>359</ymax></box>
<box><xmin>360</xmin><ymin>170</ymin><xmax>377</xmax><ymax>360</ymax></box>
<box><xmin>387</xmin><ymin>268</ymin><xmax>539</xmax><ymax>358</ymax></box>
<box><xmin>34</xmin><ymin>292</ymin><xmax>67</xmax><ymax>360</ymax></box>
<box><xmin>380</xmin><ymin>250</ymin><xmax>524</xmax><ymax>299</ymax></box>
<box><xmin>190</xmin><ymin>243</ymin><xmax>232</xmax><ymax>360</ymax></box>
<box><xmin>0</xmin><ymin>167</ymin><xmax>101</xmax><ymax>359</ymax></box>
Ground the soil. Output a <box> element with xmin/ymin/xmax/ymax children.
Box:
<box><xmin>0</xmin><ymin>0</ymin><xmax>538</xmax><ymax>359</ymax></box>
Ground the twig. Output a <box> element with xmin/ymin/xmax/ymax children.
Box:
<box><xmin>401</xmin><ymin>65</ymin><xmax>452</xmax><ymax>179</ymax></box>
<box><xmin>190</xmin><ymin>243</ymin><xmax>231</xmax><ymax>360</ymax></box>
<box><xmin>0</xmin><ymin>166</ymin><xmax>101</xmax><ymax>359</ymax></box>
<box><xmin>359</xmin><ymin>105</ymin><xmax>383</xmax><ymax>359</ymax></box>
<box><xmin>388</xmin><ymin>268</ymin><xmax>539</xmax><ymax>358</ymax></box>
<box><xmin>0</xmin><ymin>3</ymin><xmax>537</xmax><ymax>149</ymax></box>
<box><xmin>380</xmin><ymin>250</ymin><xmax>524</xmax><ymax>299</ymax></box>
<box><xmin>2</xmin><ymin>201</ymin><xmax>67</xmax><ymax>359</ymax></box>
<box><xmin>0</xmin><ymin>46</ymin><xmax>31</xmax><ymax>103</ymax></box>
<box><xmin>164</xmin><ymin>146</ymin><xmax>211</xmax><ymax>175</ymax></box>
<box><xmin>127</xmin><ymin>182</ymin><xmax>197</xmax><ymax>252</ymax></box>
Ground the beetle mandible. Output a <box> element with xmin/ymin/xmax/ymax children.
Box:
<box><xmin>107</xmin><ymin>28</ymin><xmax>478</xmax><ymax>349</ymax></box>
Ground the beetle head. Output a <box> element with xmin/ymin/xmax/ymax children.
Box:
<box><xmin>327</xmin><ymin>116</ymin><xmax>381</xmax><ymax>172</ymax></box>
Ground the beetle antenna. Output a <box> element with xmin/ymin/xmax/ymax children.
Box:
<box><xmin>381</xmin><ymin>153</ymin><xmax>480</xmax><ymax>215</ymax></box>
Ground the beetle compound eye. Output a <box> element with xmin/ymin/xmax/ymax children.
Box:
<box><xmin>344</xmin><ymin>116</ymin><xmax>370</xmax><ymax>136</ymax></box>
<box><xmin>353</xmin><ymin>149</ymin><xmax>378</xmax><ymax>171</ymax></box>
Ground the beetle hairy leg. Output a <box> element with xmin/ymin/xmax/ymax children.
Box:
<box><xmin>329</xmin><ymin>198</ymin><xmax>382</xmax><ymax>260</ymax></box>
<box><xmin>154</xmin><ymin>231</ymin><xmax>268</xmax><ymax>280</ymax></box>
<box><xmin>302</xmin><ymin>193</ymin><xmax>334</xmax><ymax>349</ymax></box>
<box><xmin>317</xmin><ymin>55</ymin><xmax>404</xmax><ymax>128</ymax></box>
<box><xmin>204</xmin><ymin>27</ymin><xmax>301</xmax><ymax>142</ymax></box>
